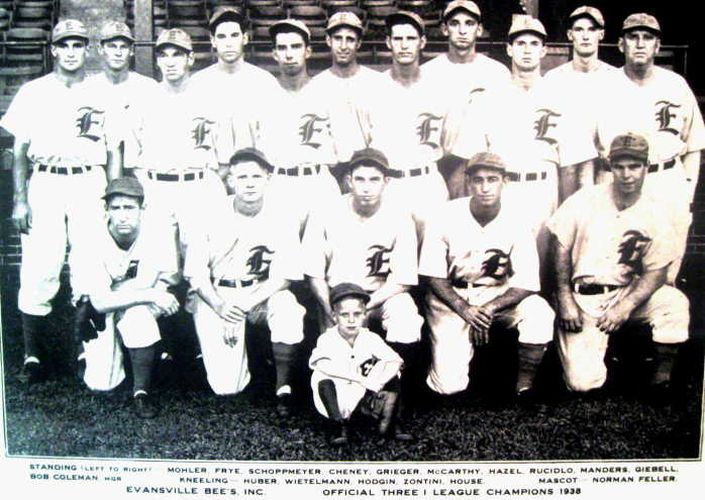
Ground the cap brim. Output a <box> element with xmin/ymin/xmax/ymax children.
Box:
<box><xmin>326</xmin><ymin>22</ymin><xmax>363</xmax><ymax>34</ymax></box>
<box><xmin>155</xmin><ymin>41</ymin><xmax>192</xmax><ymax>52</ymax></box>
<box><xmin>209</xmin><ymin>11</ymin><xmax>245</xmax><ymax>29</ymax></box>
<box><xmin>332</xmin><ymin>291</ymin><xmax>371</xmax><ymax>306</ymax></box>
<box><xmin>622</xmin><ymin>25</ymin><xmax>661</xmax><ymax>35</ymax></box>
<box><xmin>53</xmin><ymin>33</ymin><xmax>89</xmax><ymax>42</ymax></box>
<box><xmin>443</xmin><ymin>7</ymin><xmax>481</xmax><ymax>22</ymax></box>
<box><xmin>508</xmin><ymin>29</ymin><xmax>546</xmax><ymax>41</ymax></box>
<box><xmin>569</xmin><ymin>13</ymin><xmax>604</xmax><ymax>28</ymax></box>
<box><xmin>342</xmin><ymin>157</ymin><xmax>392</xmax><ymax>177</ymax></box>
<box><xmin>230</xmin><ymin>151</ymin><xmax>274</xmax><ymax>172</ymax></box>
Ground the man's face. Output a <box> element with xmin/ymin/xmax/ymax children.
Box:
<box><xmin>272</xmin><ymin>31</ymin><xmax>310</xmax><ymax>76</ymax></box>
<box><xmin>347</xmin><ymin>165</ymin><xmax>387</xmax><ymax>209</ymax></box>
<box><xmin>507</xmin><ymin>33</ymin><xmax>546</xmax><ymax>72</ymax></box>
<box><xmin>156</xmin><ymin>46</ymin><xmax>193</xmax><ymax>83</ymax></box>
<box><xmin>99</xmin><ymin>38</ymin><xmax>133</xmax><ymax>72</ymax></box>
<box><xmin>226</xmin><ymin>160</ymin><xmax>269</xmax><ymax>202</ymax></box>
<box><xmin>619</xmin><ymin>29</ymin><xmax>660</xmax><ymax>68</ymax></box>
<box><xmin>333</xmin><ymin>297</ymin><xmax>366</xmax><ymax>337</ymax></box>
<box><xmin>610</xmin><ymin>156</ymin><xmax>647</xmax><ymax>197</ymax></box>
<box><xmin>326</xmin><ymin>27</ymin><xmax>361</xmax><ymax>67</ymax></box>
<box><xmin>211</xmin><ymin>21</ymin><xmax>248</xmax><ymax>64</ymax></box>
<box><xmin>387</xmin><ymin>23</ymin><xmax>426</xmax><ymax>66</ymax></box>
<box><xmin>51</xmin><ymin>37</ymin><xmax>87</xmax><ymax>73</ymax></box>
<box><xmin>567</xmin><ymin>17</ymin><xmax>604</xmax><ymax>58</ymax></box>
<box><xmin>106</xmin><ymin>195</ymin><xmax>142</xmax><ymax>238</ymax></box>
<box><xmin>442</xmin><ymin>11</ymin><xmax>482</xmax><ymax>50</ymax></box>
<box><xmin>466</xmin><ymin>167</ymin><xmax>505</xmax><ymax>208</ymax></box>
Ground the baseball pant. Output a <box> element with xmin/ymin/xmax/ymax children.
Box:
<box><xmin>425</xmin><ymin>284</ymin><xmax>555</xmax><ymax>395</ymax></box>
<box><xmin>19</xmin><ymin>168</ymin><xmax>106</xmax><ymax>315</ymax></box>
<box><xmin>557</xmin><ymin>284</ymin><xmax>690</xmax><ymax>392</ymax></box>
<box><xmin>81</xmin><ymin>305</ymin><xmax>162</xmax><ymax>392</ymax></box>
<box><xmin>366</xmin><ymin>292</ymin><xmax>423</xmax><ymax>344</ymax></box>
<box><xmin>192</xmin><ymin>287</ymin><xmax>305</xmax><ymax>395</ymax></box>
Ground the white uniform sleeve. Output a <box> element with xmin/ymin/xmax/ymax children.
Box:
<box><xmin>418</xmin><ymin>208</ymin><xmax>449</xmax><ymax>279</ymax></box>
<box><xmin>546</xmin><ymin>191</ymin><xmax>581</xmax><ymax>249</ymax></box>
<box><xmin>301</xmin><ymin>209</ymin><xmax>329</xmax><ymax>280</ymax></box>
<box><xmin>387</xmin><ymin>211</ymin><xmax>418</xmax><ymax>286</ymax></box>
<box><xmin>507</xmin><ymin>225</ymin><xmax>540</xmax><ymax>292</ymax></box>
<box><xmin>683</xmin><ymin>85</ymin><xmax>705</xmax><ymax>154</ymax></box>
<box><xmin>367</xmin><ymin>331</ymin><xmax>403</xmax><ymax>365</ymax></box>
<box><xmin>183</xmin><ymin>230</ymin><xmax>213</xmax><ymax>290</ymax></box>
<box><xmin>271</xmin><ymin>212</ymin><xmax>304</xmax><ymax>282</ymax></box>
<box><xmin>0</xmin><ymin>83</ymin><xmax>32</xmax><ymax>142</ymax></box>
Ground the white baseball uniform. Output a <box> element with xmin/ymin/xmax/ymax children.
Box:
<box><xmin>258</xmin><ymin>78</ymin><xmax>342</xmax><ymax>229</ymax></box>
<box><xmin>419</xmin><ymin>197</ymin><xmax>555</xmax><ymax>395</ymax></box>
<box><xmin>303</xmin><ymin>194</ymin><xmax>423</xmax><ymax>343</ymax></box>
<box><xmin>309</xmin><ymin>326</ymin><xmax>402</xmax><ymax>419</ymax></box>
<box><xmin>184</xmin><ymin>197</ymin><xmax>305</xmax><ymax>396</ymax></box>
<box><xmin>594</xmin><ymin>67</ymin><xmax>705</xmax><ymax>282</ymax></box>
<box><xmin>547</xmin><ymin>184</ymin><xmax>690</xmax><ymax>392</ymax></box>
<box><xmin>368</xmin><ymin>69</ymin><xmax>451</xmax><ymax>238</ymax></box>
<box><xmin>72</xmin><ymin>218</ymin><xmax>178</xmax><ymax>391</ymax></box>
<box><xmin>311</xmin><ymin>66</ymin><xmax>386</xmax><ymax>162</ymax></box>
<box><xmin>87</xmin><ymin>71</ymin><xmax>159</xmax><ymax>169</ymax></box>
<box><xmin>0</xmin><ymin>73</ymin><xmax>116</xmax><ymax>315</ymax></box>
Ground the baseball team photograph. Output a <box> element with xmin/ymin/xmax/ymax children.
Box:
<box><xmin>0</xmin><ymin>0</ymin><xmax>703</xmax><ymax>465</ymax></box>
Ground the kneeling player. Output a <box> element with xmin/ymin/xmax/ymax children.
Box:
<box><xmin>74</xmin><ymin>178</ymin><xmax>179</xmax><ymax>418</ymax></box>
<box><xmin>420</xmin><ymin>152</ymin><xmax>554</xmax><ymax>400</ymax></box>
<box><xmin>310</xmin><ymin>283</ymin><xmax>408</xmax><ymax>445</ymax></box>
<box><xmin>185</xmin><ymin>148</ymin><xmax>305</xmax><ymax>417</ymax></box>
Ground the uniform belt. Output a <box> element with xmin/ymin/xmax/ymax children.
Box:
<box><xmin>573</xmin><ymin>283</ymin><xmax>621</xmax><ymax>295</ymax></box>
<box><xmin>507</xmin><ymin>171</ymin><xmax>548</xmax><ymax>182</ymax></box>
<box><xmin>276</xmin><ymin>165</ymin><xmax>322</xmax><ymax>176</ymax></box>
<box><xmin>35</xmin><ymin>164</ymin><xmax>95</xmax><ymax>175</ymax></box>
<box><xmin>147</xmin><ymin>170</ymin><xmax>205</xmax><ymax>181</ymax></box>
<box><xmin>388</xmin><ymin>165</ymin><xmax>432</xmax><ymax>178</ymax></box>
<box><xmin>451</xmin><ymin>279</ymin><xmax>489</xmax><ymax>289</ymax></box>
<box><xmin>647</xmin><ymin>159</ymin><xmax>676</xmax><ymax>173</ymax></box>
<box><xmin>217</xmin><ymin>278</ymin><xmax>262</xmax><ymax>289</ymax></box>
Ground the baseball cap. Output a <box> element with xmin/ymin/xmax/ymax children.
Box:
<box><xmin>464</xmin><ymin>152</ymin><xmax>507</xmax><ymax>175</ymax></box>
<box><xmin>229</xmin><ymin>148</ymin><xmax>274</xmax><ymax>173</ymax></box>
<box><xmin>326</xmin><ymin>11</ymin><xmax>364</xmax><ymax>35</ymax></box>
<box><xmin>329</xmin><ymin>283</ymin><xmax>370</xmax><ymax>307</ymax></box>
<box><xmin>103</xmin><ymin>177</ymin><xmax>145</xmax><ymax>200</ymax></box>
<box><xmin>568</xmin><ymin>6</ymin><xmax>605</xmax><ymax>29</ymax></box>
<box><xmin>622</xmin><ymin>13</ymin><xmax>661</xmax><ymax>35</ymax></box>
<box><xmin>208</xmin><ymin>6</ymin><xmax>246</xmax><ymax>31</ymax></box>
<box><xmin>343</xmin><ymin>148</ymin><xmax>392</xmax><ymax>176</ymax></box>
<box><xmin>609</xmin><ymin>133</ymin><xmax>649</xmax><ymax>162</ymax></box>
<box><xmin>52</xmin><ymin>19</ymin><xmax>89</xmax><ymax>44</ymax></box>
<box><xmin>269</xmin><ymin>19</ymin><xmax>311</xmax><ymax>45</ymax></box>
<box><xmin>508</xmin><ymin>15</ymin><xmax>547</xmax><ymax>41</ymax></box>
<box><xmin>156</xmin><ymin>28</ymin><xmax>193</xmax><ymax>52</ymax></box>
<box><xmin>385</xmin><ymin>10</ymin><xmax>425</xmax><ymax>36</ymax></box>
<box><xmin>99</xmin><ymin>20</ymin><xmax>135</xmax><ymax>43</ymax></box>
<box><xmin>443</xmin><ymin>1</ymin><xmax>481</xmax><ymax>22</ymax></box>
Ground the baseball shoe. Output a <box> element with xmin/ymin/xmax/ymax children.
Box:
<box><xmin>646</xmin><ymin>381</ymin><xmax>674</xmax><ymax>406</ymax></box>
<box><xmin>17</xmin><ymin>358</ymin><xmax>42</xmax><ymax>386</ymax></box>
<box><xmin>331</xmin><ymin>423</ymin><xmax>349</xmax><ymax>446</ymax></box>
<box><xmin>76</xmin><ymin>353</ymin><xmax>87</xmax><ymax>381</ymax></box>
<box><xmin>392</xmin><ymin>421</ymin><xmax>414</xmax><ymax>442</ymax></box>
<box><xmin>133</xmin><ymin>392</ymin><xmax>158</xmax><ymax>419</ymax></box>
<box><xmin>276</xmin><ymin>393</ymin><xmax>292</xmax><ymax>418</ymax></box>
<box><xmin>516</xmin><ymin>388</ymin><xmax>538</xmax><ymax>407</ymax></box>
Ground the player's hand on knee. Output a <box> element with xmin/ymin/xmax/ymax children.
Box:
<box><xmin>151</xmin><ymin>291</ymin><xmax>180</xmax><ymax>316</ymax></box>
<box><xmin>470</xmin><ymin>326</ymin><xmax>489</xmax><ymax>347</ymax></box>
<box><xmin>596</xmin><ymin>305</ymin><xmax>630</xmax><ymax>334</ymax></box>
<box><xmin>557</xmin><ymin>293</ymin><xmax>583</xmax><ymax>332</ymax></box>
<box><xmin>12</xmin><ymin>200</ymin><xmax>32</xmax><ymax>234</ymax></box>
<box><xmin>223</xmin><ymin>321</ymin><xmax>244</xmax><ymax>347</ymax></box>
<box><xmin>461</xmin><ymin>305</ymin><xmax>492</xmax><ymax>332</ymax></box>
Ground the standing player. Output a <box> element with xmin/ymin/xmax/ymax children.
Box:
<box><xmin>544</xmin><ymin>6</ymin><xmax>615</xmax><ymax>201</ymax></box>
<box><xmin>594</xmin><ymin>13</ymin><xmax>705</xmax><ymax>284</ymax></box>
<box><xmin>189</xmin><ymin>6</ymin><xmax>281</xmax><ymax>172</ymax></box>
<box><xmin>312</xmin><ymin>12</ymin><xmax>385</xmax><ymax>165</ymax></box>
<box><xmin>303</xmin><ymin>148</ymin><xmax>423</xmax><ymax>416</ymax></box>
<box><xmin>260</xmin><ymin>19</ymin><xmax>341</xmax><ymax>234</ymax></box>
<box><xmin>548</xmin><ymin>133</ymin><xmax>689</xmax><ymax>396</ymax></box>
<box><xmin>185</xmin><ymin>148</ymin><xmax>305</xmax><ymax>418</ymax></box>
<box><xmin>89</xmin><ymin>21</ymin><xmax>159</xmax><ymax>173</ymax></box>
<box><xmin>369</xmin><ymin>11</ymin><xmax>450</xmax><ymax>241</ymax></box>
<box><xmin>0</xmin><ymin>19</ymin><xmax>119</xmax><ymax>383</ymax></box>
<box><xmin>419</xmin><ymin>152</ymin><xmax>554</xmax><ymax>400</ymax></box>
<box><xmin>73</xmin><ymin>177</ymin><xmax>179</xmax><ymax>417</ymax></box>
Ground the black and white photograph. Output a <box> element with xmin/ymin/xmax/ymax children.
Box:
<box><xmin>0</xmin><ymin>0</ymin><xmax>703</xmax><ymax>498</ymax></box>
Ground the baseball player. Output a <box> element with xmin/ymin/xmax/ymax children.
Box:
<box><xmin>259</xmin><ymin>19</ymin><xmax>341</xmax><ymax>235</ymax></box>
<box><xmin>189</xmin><ymin>6</ymin><xmax>281</xmax><ymax>172</ymax></box>
<box><xmin>311</xmin><ymin>12</ymin><xmax>385</xmax><ymax>165</ymax></box>
<box><xmin>72</xmin><ymin>177</ymin><xmax>179</xmax><ymax>417</ymax></box>
<box><xmin>543</xmin><ymin>6</ymin><xmax>616</xmax><ymax>201</ymax></box>
<box><xmin>0</xmin><ymin>19</ymin><xmax>120</xmax><ymax>384</ymax></box>
<box><xmin>303</xmin><ymin>148</ymin><xmax>423</xmax><ymax>418</ymax></box>
<box><xmin>419</xmin><ymin>152</ymin><xmax>555</xmax><ymax>400</ymax></box>
<box><xmin>594</xmin><ymin>13</ymin><xmax>705</xmax><ymax>284</ymax></box>
<box><xmin>88</xmin><ymin>21</ymin><xmax>159</xmax><ymax>174</ymax></box>
<box><xmin>548</xmin><ymin>133</ymin><xmax>690</xmax><ymax>396</ymax></box>
<box><xmin>450</xmin><ymin>16</ymin><xmax>598</xmax><ymax>283</ymax></box>
<box><xmin>309</xmin><ymin>283</ymin><xmax>407</xmax><ymax>445</ymax></box>
<box><xmin>185</xmin><ymin>148</ymin><xmax>305</xmax><ymax>418</ymax></box>
<box><xmin>422</xmin><ymin>0</ymin><xmax>510</xmax><ymax>182</ymax></box>
<box><xmin>368</xmin><ymin>11</ymin><xmax>451</xmax><ymax>243</ymax></box>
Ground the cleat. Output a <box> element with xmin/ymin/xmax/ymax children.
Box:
<box><xmin>331</xmin><ymin>423</ymin><xmax>349</xmax><ymax>446</ymax></box>
<box><xmin>133</xmin><ymin>392</ymin><xmax>158</xmax><ymax>419</ymax></box>
<box><xmin>18</xmin><ymin>359</ymin><xmax>42</xmax><ymax>386</ymax></box>
<box><xmin>276</xmin><ymin>393</ymin><xmax>292</xmax><ymax>418</ymax></box>
<box><xmin>393</xmin><ymin>421</ymin><xmax>415</xmax><ymax>442</ymax></box>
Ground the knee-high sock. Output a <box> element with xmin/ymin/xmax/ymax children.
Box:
<box><xmin>652</xmin><ymin>343</ymin><xmax>680</xmax><ymax>386</ymax></box>
<box><xmin>318</xmin><ymin>379</ymin><xmax>343</xmax><ymax>422</ymax></box>
<box><xmin>129</xmin><ymin>344</ymin><xmax>156</xmax><ymax>395</ymax></box>
<box><xmin>272</xmin><ymin>342</ymin><xmax>297</xmax><ymax>394</ymax></box>
<box><xmin>22</xmin><ymin>313</ymin><xmax>44</xmax><ymax>361</ymax></box>
<box><xmin>516</xmin><ymin>342</ymin><xmax>548</xmax><ymax>393</ymax></box>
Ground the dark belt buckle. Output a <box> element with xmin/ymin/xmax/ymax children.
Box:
<box><xmin>287</xmin><ymin>168</ymin><xmax>297</xmax><ymax>176</ymax></box>
<box><xmin>507</xmin><ymin>172</ymin><xmax>520</xmax><ymax>182</ymax></box>
<box><xmin>184</xmin><ymin>173</ymin><xmax>195</xmax><ymax>181</ymax></box>
<box><xmin>56</xmin><ymin>167</ymin><xmax>68</xmax><ymax>175</ymax></box>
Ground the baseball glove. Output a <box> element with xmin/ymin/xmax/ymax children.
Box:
<box><xmin>73</xmin><ymin>295</ymin><xmax>106</xmax><ymax>343</ymax></box>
